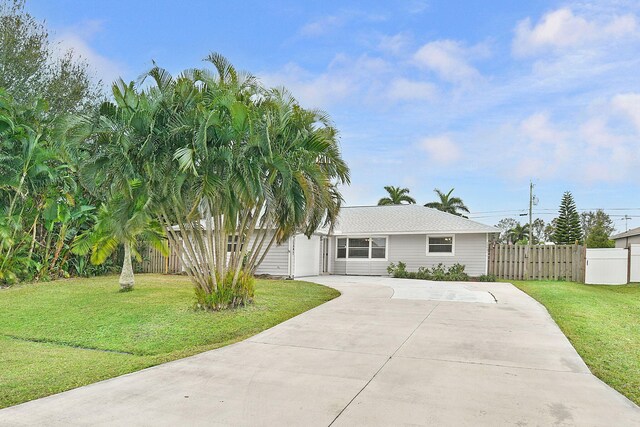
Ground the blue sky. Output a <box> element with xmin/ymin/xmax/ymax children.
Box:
<box><xmin>29</xmin><ymin>0</ymin><xmax>640</xmax><ymax>231</ymax></box>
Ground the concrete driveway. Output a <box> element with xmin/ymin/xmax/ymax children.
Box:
<box><xmin>1</xmin><ymin>276</ymin><xmax>639</xmax><ymax>426</ymax></box>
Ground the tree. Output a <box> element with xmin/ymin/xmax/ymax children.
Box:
<box><xmin>424</xmin><ymin>188</ymin><xmax>469</xmax><ymax>217</ymax></box>
<box><xmin>581</xmin><ymin>210</ymin><xmax>615</xmax><ymax>248</ymax></box>
<box><xmin>0</xmin><ymin>0</ymin><xmax>100</xmax><ymax>114</ymax></box>
<box><xmin>73</xmin><ymin>181</ymin><xmax>168</xmax><ymax>291</ymax></box>
<box><xmin>495</xmin><ymin>218</ymin><xmax>518</xmax><ymax>243</ymax></box>
<box><xmin>531</xmin><ymin>218</ymin><xmax>546</xmax><ymax>244</ymax></box>
<box><xmin>544</xmin><ymin>218</ymin><xmax>557</xmax><ymax>243</ymax></box>
<box><xmin>377</xmin><ymin>186</ymin><xmax>416</xmax><ymax>205</ymax></box>
<box><xmin>507</xmin><ymin>223</ymin><xmax>530</xmax><ymax>244</ymax></box>
<box><xmin>65</xmin><ymin>54</ymin><xmax>350</xmax><ymax>309</ymax></box>
<box><xmin>553</xmin><ymin>192</ymin><xmax>582</xmax><ymax>244</ymax></box>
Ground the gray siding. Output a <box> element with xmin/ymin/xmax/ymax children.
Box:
<box><xmin>254</xmin><ymin>232</ymin><xmax>290</xmax><ymax>276</ymax></box>
<box><xmin>615</xmin><ymin>235</ymin><xmax>640</xmax><ymax>248</ymax></box>
<box><xmin>328</xmin><ymin>233</ymin><xmax>488</xmax><ymax>277</ymax></box>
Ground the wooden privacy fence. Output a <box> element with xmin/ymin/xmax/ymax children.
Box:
<box><xmin>135</xmin><ymin>243</ymin><xmax>182</xmax><ymax>274</ymax></box>
<box><xmin>488</xmin><ymin>244</ymin><xmax>585</xmax><ymax>282</ymax></box>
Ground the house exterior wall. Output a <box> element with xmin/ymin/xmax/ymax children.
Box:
<box><xmin>254</xmin><ymin>233</ymin><xmax>290</xmax><ymax>277</ymax></box>
<box><xmin>328</xmin><ymin>233</ymin><xmax>488</xmax><ymax>277</ymax></box>
<box><xmin>615</xmin><ymin>235</ymin><xmax>640</xmax><ymax>248</ymax></box>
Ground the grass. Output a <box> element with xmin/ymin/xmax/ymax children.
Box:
<box><xmin>0</xmin><ymin>274</ymin><xmax>339</xmax><ymax>409</ymax></box>
<box><xmin>509</xmin><ymin>280</ymin><xmax>640</xmax><ymax>405</ymax></box>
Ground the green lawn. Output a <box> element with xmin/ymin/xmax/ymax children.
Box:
<box><xmin>510</xmin><ymin>280</ymin><xmax>640</xmax><ymax>405</ymax></box>
<box><xmin>0</xmin><ymin>274</ymin><xmax>339</xmax><ymax>409</ymax></box>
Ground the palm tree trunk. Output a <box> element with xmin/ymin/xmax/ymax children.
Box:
<box><xmin>119</xmin><ymin>242</ymin><xmax>135</xmax><ymax>291</ymax></box>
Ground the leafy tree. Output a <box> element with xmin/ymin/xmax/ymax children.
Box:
<box><xmin>495</xmin><ymin>217</ymin><xmax>518</xmax><ymax>243</ymax></box>
<box><xmin>544</xmin><ymin>218</ymin><xmax>557</xmax><ymax>243</ymax></box>
<box><xmin>377</xmin><ymin>186</ymin><xmax>416</xmax><ymax>205</ymax></box>
<box><xmin>531</xmin><ymin>218</ymin><xmax>546</xmax><ymax>244</ymax></box>
<box><xmin>424</xmin><ymin>188</ymin><xmax>469</xmax><ymax>217</ymax></box>
<box><xmin>581</xmin><ymin>210</ymin><xmax>615</xmax><ymax>248</ymax></box>
<box><xmin>0</xmin><ymin>0</ymin><xmax>100</xmax><ymax>114</ymax></box>
<box><xmin>553</xmin><ymin>191</ymin><xmax>582</xmax><ymax>244</ymax></box>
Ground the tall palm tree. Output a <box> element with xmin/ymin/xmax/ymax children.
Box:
<box><xmin>378</xmin><ymin>186</ymin><xmax>416</xmax><ymax>205</ymax></box>
<box><xmin>424</xmin><ymin>188</ymin><xmax>470</xmax><ymax>217</ymax></box>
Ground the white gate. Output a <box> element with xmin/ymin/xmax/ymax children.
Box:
<box><xmin>585</xmin><ymin>248</ymin><xmax>628</xmax><ymax>285</ymax></box>
<box><xmin>631</xmin><ymin>244</ymin><xmax>640</xmax><ymax>283</ymax></box>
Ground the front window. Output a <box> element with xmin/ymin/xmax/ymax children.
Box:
<box><xmin>337</xmin><ymin>238</ymin><xmax>347</xmax><ymax>258</ymax></box>
<box><xmin>428</xmin><ymin>236</ymin><xmax>453</xmax><ymax>254</ymax></box>
<box><xmin>336</xmin><ymin>237</ymin><xmax>387</xmax><ymax>259</ymax></box>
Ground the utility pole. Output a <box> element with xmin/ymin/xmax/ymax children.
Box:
<box><xmin>528</xmin><ymin>181</ymin><xmax>534</xmax><ymax>245</ymax></box>
<box><xmin>623</xmin><ymin>215</ymin><xmax>631</xmax><ymax>232</ymax></box>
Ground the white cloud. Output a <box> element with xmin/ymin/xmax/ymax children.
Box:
<box><xmin>387</xmin><ymin>78</ymin><xmax>436</xmax><ymax>101</ymax></box>
<box><xmin>299</xmin><ymin>15</ymin><xmax>344</xmax><ymax>37</ymax></box>
<box><xmin>418</xmin><ymin>135</ymin><xmax>461</xmax><ymax>164</ymax></box>
<box><xmin>260</xmin><ymin>54</ymin><xmax>390</xmax><ymax>108</ymax></box>
<box><xmin>413</xmin><ymin>40</ymin><xmax>483</xmax><ymax>84</ymax></box>
<box><xmin>378</xmin><ymin>33</ymin><xmax>411</xmax><ymax>55</ymax></box>
<box><xmin>513</xmin><ymin>8</ymin><xmax>638</xmax><ymax>57</ymax></box>
<box><xmin>612</xmin><ymin>93</ymin><xmax>640</xmax><ymax>132</ymax></box>
<box><xmin>53</xmin><ymin>20</ymin><xmax>125</xmax><ymax>86</ymax></box>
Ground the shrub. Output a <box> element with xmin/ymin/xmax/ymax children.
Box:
<box><xmin>194</xmin><ymin>269</ymin><xmax>255</xmax><ymax>311</ymax></box>
<box><xmin>387</xmin><ymin>261</ymin><xmax>469</xmax><ymax>281</ymax></box>
<box><xmin>387</xmin><ymin>261</ymin><xmax>408</xmax><ymax>278</ymax></box>
<box><xmin>478</xmin><ymin>273</ymin><xmax>498</xmax><ymax>282</ymax></box>
<box><xmin>446</xmin><ymin>263</ymin><xmax>469</xmax><ymax>281</ymax></box>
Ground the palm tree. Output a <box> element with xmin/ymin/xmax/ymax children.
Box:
<box><xmin>378</xmin><ymin>186</ymin><xmax>416</xmax><ymax>205</ymax></box>
<box><xmin>424</xmin><ymin>188</ymin><xmax>469</xmax><ymax>217</ymax></box>
<box><xmin>507</xmin><ymin>223</ymin><xmax>530</xmax><ymax>244</ymax></box>
<box><xmin>73</xmin><ymin>181</ymin><xmax>167</xmax><ymax>291</ymax></box>
<box><xmin>68</xmin><ymin>53</ymin><xmax>350</xmax><ymax>309</ymax></box>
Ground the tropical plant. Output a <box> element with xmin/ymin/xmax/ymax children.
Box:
<box><xmin>424</xmin><ymin>188</ymin><xmax>469</xmax><ymax>217</ymax></box>
<box><xmin>377</xmin><ymin>186</ymin><xmax>416</xmax><ymax>205</ymax></box>
<box><xmin>73</xmin><ymin>181</ymin><xmax>168</xmax><ymax>291</ymax></box>
<box><xmin>64</xmin><ymin>53</ymin><xmax>350</xmax><ymax>309</ymax></box>
<box><xmin>553</xmin><ymin>192</ymin><xmax>582</xmax><ymax>244</ymax></box>
<box><xmin>507</xmin><ymin>223</ymin><xmax>530</xmax><ymax>244</ymax></box>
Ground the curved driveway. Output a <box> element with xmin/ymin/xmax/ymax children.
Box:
<box><xmin>1</xmin><ymin>276</ymin><xmax>639</xmax><ymax>426</ymax></box>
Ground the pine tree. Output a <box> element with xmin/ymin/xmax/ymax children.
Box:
<box><xmin>553</xmin><ymin>192</ymin><xmax>583</xmax><ymax>244</ymax></box>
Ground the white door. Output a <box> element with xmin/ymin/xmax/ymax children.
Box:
<box><xmin>293</xmin><ymin>235</ymin><xmax>320</xmax><ymax>277</ymax></box>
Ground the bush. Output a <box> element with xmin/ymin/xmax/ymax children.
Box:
<box><xmin>194</xmin><ymin>269</ymin><xmax>255</xmax><ymax>311</ymax></box>
<box><xmin>387</xmin><ymin>261</ymin><xmax>469</xmax><ymax>281</ymax></box>
<box><xmin>478</xmin><ymin>273</ymin><xmax>498</xmax><ymax>282</ymax></box>
<box><xmin>387</xmin><ymin>261</ymin><xmax>408</xmax><ymax>278</ymax></box>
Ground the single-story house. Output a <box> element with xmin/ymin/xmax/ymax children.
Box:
<box><xmin>611</xmin><ymin>227</ymin><xmax>640</xmax><ymax>248</ymax></box>
<box><xmin>255</xmin><ymin>205</ymin><xmax>499</xmax><ymax>278</ymax></box>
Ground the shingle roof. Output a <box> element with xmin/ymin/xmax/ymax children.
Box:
<box><xmin>611</xmin><ymin>226</ymin><xmax>640</xmax><ymax>240</ymax></box>
<box><xmin>326</xmin><ymin>205</ymin><xmax>499</xmax><ymax>235</ymax></box>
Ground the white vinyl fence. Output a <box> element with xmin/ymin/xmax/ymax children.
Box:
<box><xmin>585</xmin><ymin>248</ymin><xmax>628</xmax><ymax>285</ymax></box>
<box><xmin>631</xmin><ymin>244</ymin><xmax>640</xmax><ymax>283</ymax></box>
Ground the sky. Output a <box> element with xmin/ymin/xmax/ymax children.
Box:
<box><xmin>27</xmin><ymin>0</ymin><xmax>640</xmax><ymax>232</ymax></box>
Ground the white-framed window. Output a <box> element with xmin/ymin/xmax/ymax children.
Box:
<box><xmin>427</xmin><ymin>235</ymin><xmax>454</xmax><ymax>256</ymax></box>
<box><xmin>336</xmin><ymin>237</ymin><xmax>387</xmax><ymax>260</ymax></box>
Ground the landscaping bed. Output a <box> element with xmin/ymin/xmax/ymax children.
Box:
<box><xmin>0</xmin><ymin>274</ymin><xmax>339</xmax><ymax>408</ymax></box>
<box><xmin>510</xmin><ymin>280</ymin><xmax>640</xmax><ymax>406</ymax></box>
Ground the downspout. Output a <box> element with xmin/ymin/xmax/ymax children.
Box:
<box><xmin>287</xmin><ymin>236</ymin><xmax>294</xmax><ymax>279</ymax></box>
